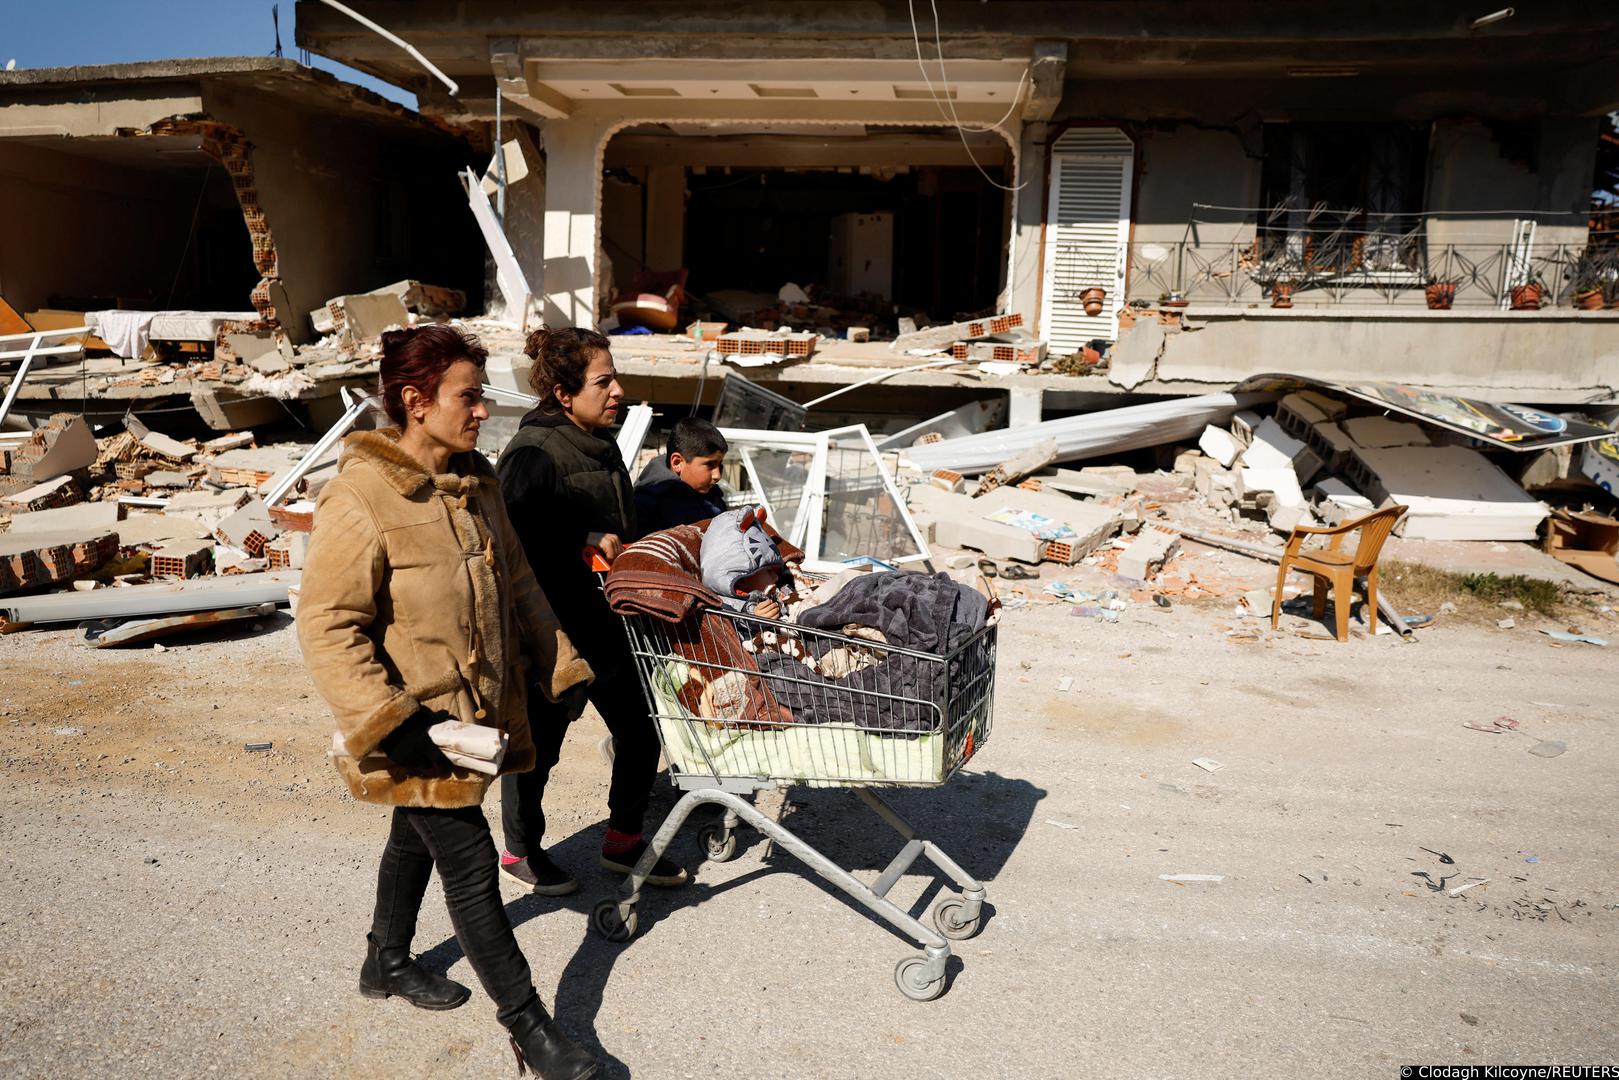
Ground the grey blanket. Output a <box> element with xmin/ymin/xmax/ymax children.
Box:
<box><xmin>797</xmin><ymin>571</ymin><xmax>987</xmax><ymax>656</ymax></box>
<box><xmin>757</xmin><ymin>572</ymin><xmax>988</xmax><ymax>734</ymax></box>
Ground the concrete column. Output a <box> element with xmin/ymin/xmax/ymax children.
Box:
<box><xmin>502</xmin><ymin>123</ymin><xmax>546</xmax><ymax>307</ymax></box>
<box><xmin>540</xmin><ymin>118</ymin><xmax>613</xmax><ymax>328</ymax></box>
<box><xmin>1008</xmin><ymin>121</ymin><xmax>1048</xmax><ymax>327</ymax></box>
<box><xmin>1008</xmin><ymin>385</ymin><xmax>1044</xmax><ymax>428</ymax></box>
<box><xmin>644</xmin><ymin>164</ymin><xmax>686</xmax><ymax>272</ymax></box>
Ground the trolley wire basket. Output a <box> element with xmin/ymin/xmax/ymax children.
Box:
<box><xmin>590</xmin><ymin>601</ymin><xmax>998</xmax><ymax>1001</ymax></box>
<box><xmin>625</xmin><ymin>606</ymin><xmax>995</xmax><ymax>788</ymax></box>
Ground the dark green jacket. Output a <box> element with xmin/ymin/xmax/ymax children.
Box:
<box><xmin>499</xmin><ymin>409</ymin><xmax>638</xmax><ymax>663</ymax></box>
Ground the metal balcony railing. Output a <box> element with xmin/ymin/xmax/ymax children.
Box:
<box><xmin>1114</xmin><ymin>232</ymin><xmax>1619</xmax><ymax>310</ymax></box>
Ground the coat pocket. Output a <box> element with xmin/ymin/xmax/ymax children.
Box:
<box><xmin>406</xmin><ymin>670</ymin><xmax>480</xmax><ymax>727</ymax></box>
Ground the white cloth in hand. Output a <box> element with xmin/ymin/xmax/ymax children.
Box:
<box><xmin>427</xmin><ymin>720</ymin><xmax>508</xmax><ymax>776</ymax></box>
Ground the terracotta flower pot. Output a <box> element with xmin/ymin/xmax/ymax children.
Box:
<box><xmin>1509</xmin><ymin>283</ymin><xmax>1543</xmax><ymax>311</ymax></box>
<box><xmin>1573</xmin><ymin>288</ymin><xmax>1604</xmax><ymax>311</ymax></box>
<box><xmin>1080</xmin><ymin>287</ymin><xmax>1107</xmax><ymax>317</ymax></box>
<box><xmin>1425</xmin><ymin>282</ymin><xmax>1457</xmax><ymax>310</ymax></box>
<box><xmin>1270</xmin><ymin>284</ymin><xmax>1295</xmax><ymax>309</ymax></box>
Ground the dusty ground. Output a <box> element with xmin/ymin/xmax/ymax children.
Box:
<box><xmin>1</xmin><ymin>570</ymin><xmax>1616</xmax><ymax>1079</ymax></box>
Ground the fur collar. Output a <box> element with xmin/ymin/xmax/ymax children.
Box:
<box><xmin>340</xmin><ymin>428</ymin><xmax>493</xmax><ymax>497</ymax></box>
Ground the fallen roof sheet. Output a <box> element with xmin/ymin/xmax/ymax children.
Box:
<box><xmin>1236</xmin><ymin>374</ymin><xmax>1614</xmax><ymax>451</ymax></box>
<box><xmin>83</xmin><ymin>602</ymin><xmax>277</xmax><ymax>647</ymax></box>
<box><xmin>904</xmin><ymin>391</ymin><xmax>1276</xmax><ymax>475</ymax></box>
<box><xmin>1</xmin><ymin>569</ymin><xmax>297</xmax><ymax>624</ymax></box>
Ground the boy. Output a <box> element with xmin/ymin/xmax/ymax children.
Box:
<box><xmin>634</xmin><ymin>417</ymin><xmax>729</xmax><ymax>533</ymax></box>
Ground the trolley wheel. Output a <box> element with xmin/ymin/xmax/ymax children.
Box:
<box><xmin>591</xmin><ymin>897</ymin><xmax>638</xmax><ymax>943</ymax></box>
<box><xmin>894</xmin><ymin>955</ymin><xmax>945</xmax><ymax>1002</ymax></box>
<box><xmin>697</xmin><ymin>823</ymin><xmax>738</xmax><ymax>863</ymax></box>
<box><xmin>931</xmin><ymin>897</ymin><xmax>981</xmax><ymax>941</ymax></box>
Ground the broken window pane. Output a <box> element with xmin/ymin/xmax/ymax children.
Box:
<box><xmin>734</xmin><ymin>444</ymin><xmax>815</xmax><ymax>547</ymax></box>
<box><xmin>820</xmin><ymin>429</ymin><xmax>926</xmax><ymax>565</ymax></box>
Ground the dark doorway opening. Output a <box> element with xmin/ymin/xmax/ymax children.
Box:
<box><xmin>681</xmin><ymin>166</ymin><xmax>1007</xmax><ymax>320</ymax></box>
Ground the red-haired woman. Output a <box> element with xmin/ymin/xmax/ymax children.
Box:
<box><xmin>297</xmin><ymin>324</ymin><xmax>598</xmax><ymax>1080</ymax></box>
<box><xmin>496</xmin><ymin>326</ymin><xmax>688</xmax><ymax>895</ymax></box>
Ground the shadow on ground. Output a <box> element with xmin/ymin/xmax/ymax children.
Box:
<box><xmin>418</xmin><ymin>769</ymin><xmax>1041</xmax><ymax>1077</ymax></box>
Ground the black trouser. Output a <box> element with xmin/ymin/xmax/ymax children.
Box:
<box><xmin>501</xmin><ymin>652</ymin><xmax>662</xmax><ymax>857</ymax></box>
<box><xmin>371</xmin><ymin>804</ymin><xmax>537</xmax><ymax>1026</ymax></box>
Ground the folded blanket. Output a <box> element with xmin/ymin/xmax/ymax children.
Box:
<box><xmin>751</xmin><ymin>571</ymin><xmax>990</xmax><ymax>737</ymax></box>
<box><xmin>605</xmin><ymin>524</ymin><xmax>711</xmax><ymax>622</ymax></box>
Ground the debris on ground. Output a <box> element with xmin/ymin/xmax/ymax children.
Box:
<box><xmin>1543</xmin><ymin>508</ymin><xmax>1619</xmax><ymax>585</ymax></box>
<box><xmin>972</xmin><ymin>439</ymin><xmax>1058</xmax><ymax>498</ymax></box>
<box><xmin>892</xmin><ymin>375</ymin><xmax>1618</xmax><ymax>639</ymax></box>
<box><xmin>1540</xmin><ymin>628</ymin><xmax>1607</xmax><ymax>646</ymax></box>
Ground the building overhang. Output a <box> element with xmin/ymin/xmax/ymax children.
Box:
<box><xmin>0</xmin><ymin>58</ymin><xmax>465</xmax><ymax>140</ymax></box>
<box><xmin>294</xmin><ymin>0</ymin><xmax>1619</xmax><ymax>120</ymax></box>
<box><xmin>465</xmin><ymin>43</ymin><xmax>1041</xmax><ymax>128</ymax></box>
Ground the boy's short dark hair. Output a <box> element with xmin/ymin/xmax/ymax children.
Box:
<box><xmin>667</xmin><ymin>417</ymin><xmax>728</xmax><ymax>462</ymax></box>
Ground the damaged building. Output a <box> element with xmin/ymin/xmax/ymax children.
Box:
<box><xmin>1</xmin><ymin>1</ymin><xmax>1617</xmax><ymax>637</ymax></box>
<box><xmin>292</xmin><ymin>0</ymin><xmax>1619</xmax><ymax>418</ymax></box>
<box><xmin>0</xmin><ymin>57</ymin><xmax>483</xmax><ymax>426</ymax></box>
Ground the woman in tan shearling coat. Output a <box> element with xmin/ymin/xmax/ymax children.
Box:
<box><xmin>297</xmin><ymin>324</ymin><xmax>598</xmax><ymax>1080</ymax></box>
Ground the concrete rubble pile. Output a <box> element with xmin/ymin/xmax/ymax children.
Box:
<box><xmin>0</xmin><ymin>279</ymin><xmax>464</xmax><ymax>434</ymax></box>
<box><xmin>0</xmin><ymin>406</ymin><xmax>339</xmax><ymax>636</ymax></box>
<box><xmin>0</xmin><ymin>265</ymin><xmax>491</xmax><ymax>642</ymax></box>
<box><xmin>890</xmin><ymin>385</ymin><xmax>1619</xmax><ymax>627</ymax></box>
<box><xmin>1</xmin><ymin>410</ymin><xmax>332</xmax><ymax>579</ymax></box>
<box><xmin>641</xmin><ymin>299</ymin><xmax>1061</xmax><ymax>383</ymax></box>
<box><xmin>889</xmin><ymin>311</ymin><xmax>1048</xmax><ymax>375</ymax></box>
<box><xmin>0</xmin><ymin>272</ymin><xmax>481</xmax><ymax>636</ymax></box>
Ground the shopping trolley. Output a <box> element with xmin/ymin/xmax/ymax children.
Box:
<box><xmin>588</xmin><ymin>597</ymin><xmax>997</xmax><ymax>1001</ymax></box>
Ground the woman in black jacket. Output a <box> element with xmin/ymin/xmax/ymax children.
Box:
<box><xmin>497</xmin><ymin>326</ymin><xmax>688</xmax><ymax>895</ymax></box>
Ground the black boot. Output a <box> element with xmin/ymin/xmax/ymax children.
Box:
<box><xmin>505</xmin><ymin>997</ymin><xmax>597</xmax><ymax>1080</ymax></box>
<box><xmin>358</xmin><ymin>933</ymin><xmax>472</xmax><ymax>1010</ymax></box>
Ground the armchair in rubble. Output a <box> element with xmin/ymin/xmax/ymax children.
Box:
<box><xmin>1269</xmin><ymin>505</ymin><xmax>1409</xmax><ymax>642</ymax></box>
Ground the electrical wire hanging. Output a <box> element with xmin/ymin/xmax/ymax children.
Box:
<box><xmin>1190</xmin><ymin>201</ymin><xmax>1615</xmax><ymax>218</ymax></box>
<box><xmin>906</xmin><ymin>0</ymin><xmax>1027</xmax><ymax>193</ymax></box>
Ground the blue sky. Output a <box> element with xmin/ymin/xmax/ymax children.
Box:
<box><xmin>4</xmin><ymin>0</ymin><xmax>418</xmax><ymax>108</ymax></box>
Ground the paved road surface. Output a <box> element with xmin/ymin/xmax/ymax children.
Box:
<box><xmin>1</xmin><ymin>601</ymin><xmax>1614</xmax><ymax>1078</ymax></box>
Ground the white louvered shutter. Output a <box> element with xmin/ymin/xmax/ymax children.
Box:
<box><xmin>1040</xmin><ymin>128</ymin><xmax>1133</xmax><ymax>354</ymax></box>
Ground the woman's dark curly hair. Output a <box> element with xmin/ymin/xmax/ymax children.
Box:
<box><xmin>525</xmin><ymin>325</ymin><xmax>612</xmax><ymax>413</ymax></box>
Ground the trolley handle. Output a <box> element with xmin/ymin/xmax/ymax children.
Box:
<box><xmin>582</xmin><ymin>546</ymin><xmax>612</xmax><ymax>573</ymax></box>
